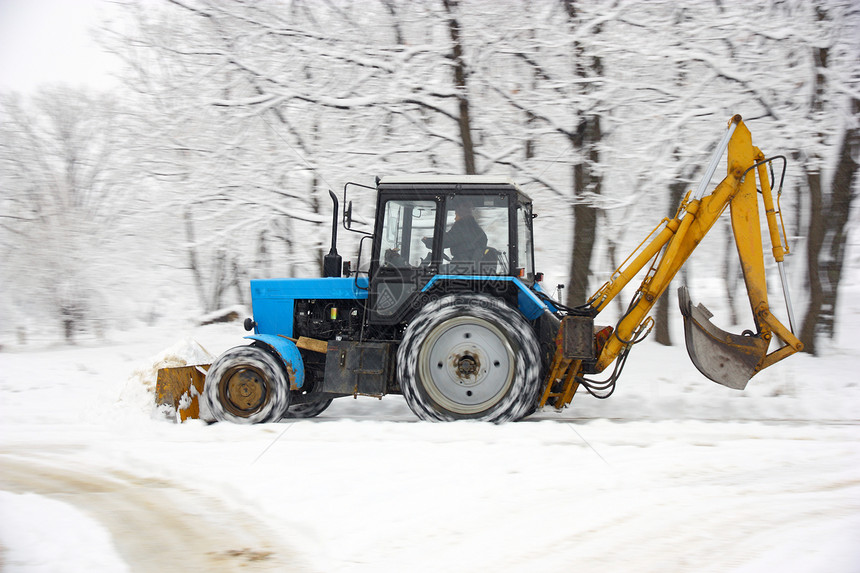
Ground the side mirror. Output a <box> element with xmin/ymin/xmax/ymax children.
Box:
<box><xmin>344</xmin><ymin>201</ymin><xmax>354</xmax><ymax>229</ymax></box>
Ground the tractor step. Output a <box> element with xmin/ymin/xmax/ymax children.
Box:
<box><xmin>539</xmin><ymin>356</ymin><xmax>581</xmax><ymax>409</ymax></box>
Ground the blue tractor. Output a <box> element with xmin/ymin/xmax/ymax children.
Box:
<box><xmin>201</xmin><ymin>176</ymin><xmax>557</xmax><ymax>423</ymax></box>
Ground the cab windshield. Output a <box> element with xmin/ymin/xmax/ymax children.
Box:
<box><xmin>441</xmin><ymin>194</ymin><xmax>509</xmax><ymax>275</ymax></box>
<box><xmin>376</xmin><ymin>194</ymin><xmax>512</xmax><ymax>276</ymax></box>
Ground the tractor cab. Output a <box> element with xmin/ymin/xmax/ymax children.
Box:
<box><xmin>367</xmin><ymin>176</ymin><xmax>535</xmax><ymax>325</ymax></box>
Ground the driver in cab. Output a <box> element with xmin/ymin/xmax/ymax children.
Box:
<box><xmin>423</xmin><ymin>198</ymin><xmax>487</xmax><ymax>268</ymax></box>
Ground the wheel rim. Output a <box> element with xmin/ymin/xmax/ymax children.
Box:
<box><xmin>417</xmin><ymin>316</ymin><xmax>515</xmax><ymax>415</ymax></box>
<box><xmin>219</xmin><ymin>367</ymin><xmax>268</xmax><ymax>417</ymax></box>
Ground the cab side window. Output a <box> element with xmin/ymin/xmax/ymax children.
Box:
<box><xmin>378</xmin><ymin>199</ymin><xmax>437</xmax><ymax>268</ymax></box>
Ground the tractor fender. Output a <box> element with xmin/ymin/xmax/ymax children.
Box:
<box><xmin>244</xmin><ymin>334</ymin><xmax>305</xmax><ymax>390</ymax></box>
<box><xmin>421</xmin><ymin>275</ymin><xmax>549</xmax><ymax>320</ymax></box>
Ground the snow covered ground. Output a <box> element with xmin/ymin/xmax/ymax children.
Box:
<box><xmin>2</xmin><ymin>281</ymin><xmax>859</xmax><ymax>572</ymax></box>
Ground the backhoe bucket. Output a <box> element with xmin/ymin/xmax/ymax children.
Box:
<box><xmin>677</xmin><ymin>286</ymin><xmax>768</xmax><ymax>390</ymax></box>
<box><xmin>155</xmin><ymin>365</ymin><xmax>210</xmax><ymax>421</ymax></box>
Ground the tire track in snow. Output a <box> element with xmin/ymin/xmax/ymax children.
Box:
<box><xmin>0</xmin><ymin>455</ymin><xmax>315</xmax><ymax>572</ymax></box>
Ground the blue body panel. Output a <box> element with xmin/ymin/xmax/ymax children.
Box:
<box><xmin>250</xmin><ymin>277</ymin><xmax>369</xmax><ymax>338</ymax></box>
<box><xmin>420</xmin><ymin>275</ymin><xmax>549</xmax><ymax>320</ymax></box>
<box><xmin>532</xmin><ymin>281</ymin><xmax>560</xmax><ymax>314</ymax></box>
<box><xmin>244</xmin><ymin>334</ymin><xmax>306</xmax><ymax>389</ymax></box>
<box><xmin>246</xmin><ymin>275</ymin><xmax>549</xmax><ymax>385</ymax></box>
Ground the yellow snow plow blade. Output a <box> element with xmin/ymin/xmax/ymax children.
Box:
<box><xmin>155</xmin><ymin>365</ymin><xmax>210</xmax><ymax>421</ymax></box>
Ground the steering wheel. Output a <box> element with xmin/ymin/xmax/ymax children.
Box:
<box><xmin>384</xmin><ymin>248</ymin><xmax>407</xmax><ymax>266</ymax></box>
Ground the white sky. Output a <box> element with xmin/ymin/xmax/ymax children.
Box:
<box><xmin>0</xmin><ymin>0</ymin><xmax>120</xmax><ymax>92</ymax></box>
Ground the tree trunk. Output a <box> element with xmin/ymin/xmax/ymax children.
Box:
<box><xmin>184</xmin><ymin>208</ymin><xmax>209</xmax><ymax>312</ymax></box>
<box><xmin>563</xmin><ymin>0</ymin><xmax>603</xmax><ymax>309</ymax></box>
<box><xmin>723</xmin><ymin>230</ymin><xmax>741</xmax><ymax>326</ymax></box>
<box><xmin>803</xmin><ymin>96</ymin><xmax>860</xmax><ymax>352</ymax></box>
<box><xmin>819</xmin><ymin>97</ymin><xmax>859</xmax><ymax>338</ymax></box>
<box><xmin>654</xmin><ymin>178</ymin><xmax>689</xmax><ymax>345</ymax></box>
<box><xmin>566</xmin><ymin>115</ymin><xmax>601</xmax><ymax>308</ymax></box>
<box><xmin>800</xmin><ymin>166</ymin><xmax>825</xmax><ymax>354</ymax></box>
<box><xmin>442</xmin><ymin>0</ymin><xmax>476</xmax><ymax>174</ymax></box>
<box><xmin>798</xmin><ymin>10</ymin><xmax>860</xmax><ymax>351</ymax></box>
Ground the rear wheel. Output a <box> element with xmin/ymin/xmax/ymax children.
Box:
<box><xmin>285</xmin><ymin>396</ymin><xmax>333</xmax><ymax>418</ymax></box>
<box><xmin>397</xmin><ymin>294</ymin><xmax>541</xmax><ymax>422</ymax></box>
<box><xmin>203</xmin><ymin>345</ymin><xmax>290</xmax><ymax>424</ymax></box>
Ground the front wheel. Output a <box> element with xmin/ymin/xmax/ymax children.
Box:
<box><xmin>202</xmin><ymin>345</ymin><xmax>291</xmax><ymax>424</ymax></box>
<box><xmin>397</xmin><ymin>294</ymin><xmax>541</xmax><ymax>422</ymax></box>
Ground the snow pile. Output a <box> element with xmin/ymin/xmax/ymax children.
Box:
<box><xmin>128</xmin><ymin>337</ymin><xmax>214</xmax><ymax>393</ymax></box>
<box><xmin>116</xmin><ymin>337</ymin><xmax>214</xmax><ymax>421</ymax></box>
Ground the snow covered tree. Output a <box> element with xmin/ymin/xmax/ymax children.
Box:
<box><xmin>576</xmin><ymin>0</ymin><xmax>859</xmax><ymax>351</ymax></box>
<box><xmin>0</xmin><ymin>87</ymin><xmax>131</xmax><ymax>340</ymax></box>
<box><xmin>796</xmin><ymin>4</ymin><xmax>860</xmax><ymax>354</ymax></box>
<box><xmin>105</xmin><ymin>0</ymin><xmax>341</xmax><ymax>311</ymax></box>
<box><xmin>94</xmin><ymin>0</ymin><xmax>856</xmax><ymax>353</ymax></box>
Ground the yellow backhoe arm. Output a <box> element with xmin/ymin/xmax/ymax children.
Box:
<box><xmin>541</xmin><ymin>116</ymin><xmax>803</xmax><ymax>409</ymax></box>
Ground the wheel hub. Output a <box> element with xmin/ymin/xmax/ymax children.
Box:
<box><xmin>224</xmin><ymin>368</ymin><xmax>266</xmax><ymax>413</ymax></box>
<box><xmin>419</xmin><ymin>316</ymin><xmax>515</xmax><ymax>414</ymax></box>
<box><xmin>455</xmin><ymin>353</ymin><xmax>480</xmax><ymax>378</ymax></box>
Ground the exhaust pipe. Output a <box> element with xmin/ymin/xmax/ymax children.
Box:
<box><xmin>323</xmin><ymin>190</ymin><xmax>342</xmax><ymax>278</ymax></box>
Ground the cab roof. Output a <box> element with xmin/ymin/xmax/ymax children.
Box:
<box><xmin>379</xmin><ymin>175</ymin><xmax>517</xmax><ymax>186</ymax></box>
<box><xmin>376</xmin><ymin>175</ymin><xmax>531</xmax><ymax>201</ymax></box>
